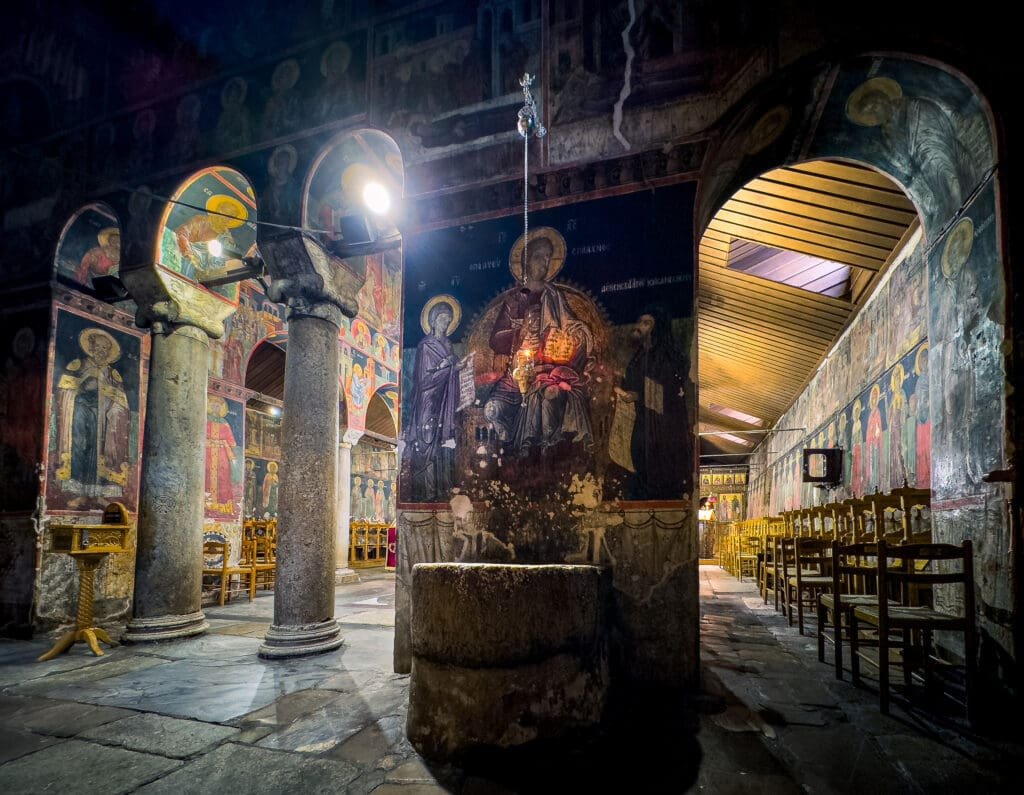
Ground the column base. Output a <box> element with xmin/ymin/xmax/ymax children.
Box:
<box><xmin>335</xmin><ymin>567</ymin><xmax>360</xmax><ymax>585</ymax></box>
<box><xmin>259</xmin><ymin>619</ymin><xmax>344</xmax><ymax>659</ymax></box>
<box><xmin>122</xmin><ymin>611</ymin><xmax>208</xmax><ymax>643</ymax></box>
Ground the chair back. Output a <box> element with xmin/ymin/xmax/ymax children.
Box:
<box><xmin>830</xmin><ymin>540</ymin><xmax>879</xmax><ymax>597</ymax></box>
<box><xmin>875</xmin><ymin>539</ymin><xmax>975</xmax><ymax>620</ymax></box>
<box><xmin>203</xmin><ymin>540</ymin><xmax>230</xmax><ymax>573</ymax></box>
<box><xmin>794</xmin><ymin>537</ymin><xmax>830</xmax><ymax>574</ymax></box>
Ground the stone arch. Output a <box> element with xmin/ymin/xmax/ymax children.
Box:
<box><xmin>53</xmin><ymin>202</ymin><xmax>122</xmax><ymax>294</ymax></box>
<box><xmin>302</xmin><ymin>127</ymin><xmax>404</xmax><ymax>268</ymax></box>
<box><xmin>366</xmin><ymin>385</ymin><xmax>399</xmax><ymax>440</ymax></box>
<box><xmin>155</xmin><ymin>165</ymin><xmax>260</xmax><ymax>310</ymax></box>
<box><xmin>698</xmin><ymin>53</ymin><xmax>1011</xmax><ymax>673</ymax></box>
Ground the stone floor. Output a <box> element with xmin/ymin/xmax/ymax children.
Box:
<box><xmin>0</xmin><ymin>566</ymin><xmax>1018</xmax><ymax>793</ymax></box>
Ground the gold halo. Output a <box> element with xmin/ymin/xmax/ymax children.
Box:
<box><xmin>205</xmin><ymin>194</ymin><xmax>247</xmax><ymax>229</ymax></box>
<box><xmin>941</xmin><ymin>217</ymin><xmax>974</xmax><ymax>278</ymax></box>
<box><xmin>508</xmin><ymin>227</ymin><xmax>567</xmax><ymax>283</ymax></box>
<box><xmin>78</xmin><ymin>328</ymin><xmax>121</xmax><ymax>365</ymax></box>
<box><xmin>846</xmin><ymin>77</ymin><xmax>903</xmax><ymax>127</ymax></box>
<box><xmin>209</xmin><ymin>395</ymin><xmax>228</xmax><ymax>417</ymax></box>
<box><xmin>420</xmin><ymin>294</ymin><xmax>461</xmax><ymax>335</ymax></box>
<box><xmin>869</xmin><ymin>383</ymin><xmax>881</xmax><ymax>408</ymax></box>
<box><xmin>97</xmin><ymin>226</ymin><xmax>120</xmax><ymax>247</ymax></box>
<box><xmin>744</xmin><ymin>105</ymin><xmax>791</xmax><ymax>154</ymax></box>
<box><xmin>890</xmin><ymin>362</ymin><xmax>905</xmax><ymax>390</ymax></box>
<box><xmin>914</xmin><ymin>343</ymin><xmax>929</xmax><ymax>376</ymax></box>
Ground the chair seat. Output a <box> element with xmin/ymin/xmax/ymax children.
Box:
<box><xmin>789</xmin><ymin>575</ymin><xmax>832</xmax><ymax>586</ymax></box>
<box><xmin>820</xmin><ymin>593</ymin><xmax>894</xmax><ymax>609</ymax></box>
<box><xmin>853</xmin><ymin>604</ymin><xmax>965</xmax><ymax>626</ymax></box>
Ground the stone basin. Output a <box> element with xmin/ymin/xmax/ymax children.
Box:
<box><xmin>407</xmin><ymin>562</ymin><xmax>611</xmax><ymax>759</ymax></box>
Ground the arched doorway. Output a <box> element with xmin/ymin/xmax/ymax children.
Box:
<box><xmin>243</xmin><ymin>340</ymin><xmax>285</xmax><ymax>520</ymax></box>
<box><xmin>697</xmin><ymin>54</ymin><xmax>1010</xmax><ymax>688</ymax></box>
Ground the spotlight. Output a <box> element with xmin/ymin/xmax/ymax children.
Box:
<box><xmin>207</xmin><ymin>239</ymin><xmax>223</xmax><ymax>257</ymax></box>
<box><xmin>362</xmin><ymin>182</ymin><xmax>391</xmax><ymax>215</ymax></box>
<box><xmin>269</xmin><ymin>405</ymin><xmax>282</xmax><ymax>418</ymax></box>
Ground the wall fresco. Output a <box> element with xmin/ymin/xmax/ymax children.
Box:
<box><xmin>400</xmin><ymin>187</ymin><xmax>695</xmax><ymax>514</ymax></box>
<box><xmin>351</xmin><ymin>437</ymin><xmax>397</xmax><ymax>524</ymax></box>
<box><xmin>244</xmin><ymin>407</ymin><xmax>282</xmax><ymax>519</ymax></box>
<box><xmin>205</xmin><ymin>394</ymin><xmax>244</xmax><ymax>520</ymax></box>
<box><xmin>45</xmin><ymin>309</ymin><xmax>142</xmax><ymax>513</ymax></box>
<box><xmin>54</xmin><ymin>204</ymin><xmax>121</xmax><ymax>291</ymax></box>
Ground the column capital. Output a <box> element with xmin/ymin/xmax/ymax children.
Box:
<box><xmin>258</xmin><ymin>229</ymin><xmax>366</xmax><ymax>328</ymax></box>
<box><xmin>120</xmin><ymin>262</ymin><xmax>234</xmax><ymax>339</ymax></box>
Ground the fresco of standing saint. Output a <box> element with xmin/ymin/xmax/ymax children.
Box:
<box><xmin>408</xmin><ymin>295</ymin><xmax>464</xmax><ymax>502</ymax></box>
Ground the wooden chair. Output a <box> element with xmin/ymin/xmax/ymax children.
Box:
<box><xmin>245</xmin><ymin>535</ymin><xmax>276</xmax><ymax>593</ymax></box>
<box><xmin>849</xmin><ymin>540</ymin><xmax>977</xmax><ymax>721</ymax></box>
<box><xmin>818</xmin><ymin>541</ymin><xmax>893</xmax><ymax>679</ymax></box>
<box><xmin>784</xmin><ymin>537</ymin><xmax>832</xmax><ymax>635</ymax></box>
<box><xmin>773</xmin><ymin>536</ymin><xmax>794</xmax><ymax>613</ymax></box>
<box><xmin>202</xmin><ymin>541</ymin><xmax>254</xmax><ymax>606</ymax></box>
<box><xmin>738</xmin><ymin>534</ymin><xmax>760</xmax><ymax>581</ymax></box>
<box><xmin>892</xmin><ymin>487</ymin><xmax>931</xmax><ymax>543</ymax></box>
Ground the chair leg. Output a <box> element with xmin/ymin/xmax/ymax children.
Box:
<box><xmin>964</xmin><ymin>624</ymin><xmax>979</xmax><ymax>726</ymax></box>
<box><xmin>879</xmin><ymin>626</ymin><xmax>890</xmax><ymax>714</ymax></box>
<box><xmin>816</xmin><ymin>599</ymin><xmax>825</xmax><ymax>662</ymax></box>
<box><xmin>850</xmin><ymin>613</ymin><xmax>861</xmax><ymax>685</ymax></box>
<box><xmin>798</xmin><ymin>587</ymin><xmax>806</xmax><ymax>635</ymax></box>
<box><xmin>835</xmin><ymin>607</ymin><xmax>844</xmax><ymax>680</ymax></box>
<box><xmin>219</xmin><ymin>572</ymin><xmax>228</xmax><ymax>606</ymax></box>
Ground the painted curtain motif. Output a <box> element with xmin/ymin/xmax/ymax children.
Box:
<box><xmin>47</xmin><ymin>310</ymin><xmax>142</xmax><ymax>512</ymax></box>
<box><xmin>400</xmin><ymin>186</ymin><xmax>695</xmax><ymax>511</ymax></box>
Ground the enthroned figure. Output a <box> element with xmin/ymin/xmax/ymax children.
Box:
<box><xmin>484</xmin><ymin>229</ymin><xmax>596</xmax><ymax>453</ymax></box>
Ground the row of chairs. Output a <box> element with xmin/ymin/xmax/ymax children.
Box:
<box><xmin>202</xmin><ymin>533</ymin><xmax>277</xmax><ymax>606</ymax></box>
<box><xmin>715</xmin><ymin>488</ymin><xmax>978</xmax><ymax>723</ymax></box>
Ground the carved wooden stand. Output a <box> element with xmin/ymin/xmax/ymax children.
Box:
<box><xmin>38</xmin><ymin>553</ymin><xmax>118</xmax><ymax>661</ymax></box>
<box><xmin>37</xmin><ymin>503</ymin><xmax>130</xmax><ymax>662</ymax></box>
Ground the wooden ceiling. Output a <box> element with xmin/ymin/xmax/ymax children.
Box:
<box><xmin>699</xmin><ymin>160</ymin><xmax>918</xmax><ymax>457</ymax></box>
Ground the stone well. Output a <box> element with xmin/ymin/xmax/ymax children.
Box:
<box><xmin>407</xmin><ymin>562</ymin><xmax>611</xmax><ymax>759</ymax></box>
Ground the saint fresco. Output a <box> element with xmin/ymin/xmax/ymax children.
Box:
<box><xmin>400</xmin><ymin>187</ymin><xmax>696</xmax><ymax>508</ymax></box>
<box><xmin>47</xmin><ymin>311</ymin><xmax>142</xmax><ymax>511</ymax></box>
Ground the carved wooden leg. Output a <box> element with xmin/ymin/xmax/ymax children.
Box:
<box><xmin>82</xmin><ymin>629</ymin><xmax>104</xmax><ymax>657</ymax></box>
<box><xmin>37</xmin><ymin>631</ymin><xmax>77</xmax><ymax>662</ymax></box>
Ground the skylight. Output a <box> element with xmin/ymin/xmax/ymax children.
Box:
<box><xmin>727</xmin><ymin>239</ymin><xmax>851</xmax><ymax>298</ymax></box>
<box><xmin>707</xmin><ymin>403</ymin><xmax>764</xmax><ymax>427</ymax></box>
<box><xmin>707</xmin><ymin>432</ymin><xmax>754</xmax><ymax>447</ymax></box>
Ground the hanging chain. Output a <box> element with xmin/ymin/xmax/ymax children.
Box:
<box><xmin>517</xmin><ymin>73</ymin><xmax>546</xmax><ymax>285</ymax></box>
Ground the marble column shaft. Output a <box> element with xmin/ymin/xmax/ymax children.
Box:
<box><xmin>260</xmin><ymin>314</ymin><xmax>343</xmax><ymax>657</ymax></box>
<box><xmin>336</xmin><ymin>441</ymin><xmax>354</xmax><ymax>576</ymax></box>
<box><xmin>124</xmin><ymin>323</ymin><xmax>210</xmax><ymax>641</ymax></box>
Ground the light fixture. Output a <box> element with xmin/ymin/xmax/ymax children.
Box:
<box><xmin>268</xmin><ymin>405</ymin><xmax>282</xmax><ymax>418</ymax></box>
<box><xmin>516</xmin><ymin>73</ymin><xmax>547</xmax><ymax>287</ymax></box>
<box><xmin>207</xmin><ymin>239</ymin><xmax>224</xmax><ymax>257</ymax></box>
<box><xmin>362</xmin><ymin>182</ymin><xmax>391</xmax><ymax>215</ymax></box>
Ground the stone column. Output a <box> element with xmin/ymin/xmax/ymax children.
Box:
<box><xmin>335</xmin><ymin>436</ymin><xmax>359</xmax><ymax>584</ymax></box>
<box><xmin>259</xmin><ymin>287</ymin><xmax>345</xmax><ymax>658</ymax></box>
<box><xmin>124</xmin><ymin>323</ymin><xmax>210</xmax><ymax>641</ymax></box>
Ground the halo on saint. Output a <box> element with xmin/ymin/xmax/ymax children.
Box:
<box><xmin>420</xmin><ymin>294</ymin><xmax>462</xmax><ymax>336</ymax></box>
<box><xmin>744</xmin><ymin>105</ymin><xmax>790</xmax><ymax>154</ymax></box>
<box><xmin>509</xmin><ymin>226</ymin><xmax>567</xmax><ymax>283</ymax></box>
<box><xmin>205</xmin><ymin>194</ymin><xmax>248</xmax><ymax>228</ymax></box>
<box><xmin>941</xmin><ymin>217</ymin><xmax>974</xmax><ymax>278</ymax></box>
<box><xmin>78</xmin><ymin>328</ymin><xmax>121</xmax><ymax>365</ymax></box>
<box><xmin>97</xmin><ymin>227</ymin><xmax>119</xmax><ymax>247</ymax></box>
<box><xmin>846</xmin><ymin>77</ymin><xmax>903</xmax><ymax>127</ymax></box>
<box><xmin>915</xmin><ymin>342</ymin><xmax>929</xmax><ymax>375</ymax></box>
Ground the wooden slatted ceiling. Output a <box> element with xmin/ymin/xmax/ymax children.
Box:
<box><xmin>699</xmin><ymin>160</ymin><xmax>917</xmax><ymax>455</ymax></box>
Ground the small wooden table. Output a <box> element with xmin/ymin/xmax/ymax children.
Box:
<box><xmin>38</xmin><ymin>503</ymin><xmax>130</xmax><ymax>662</ymax></box>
